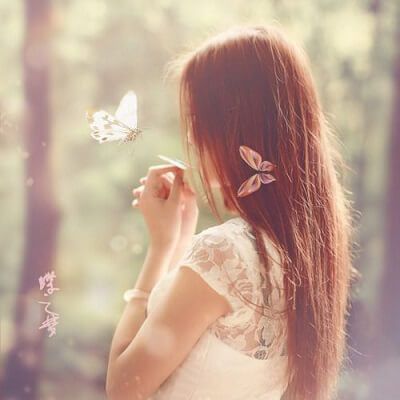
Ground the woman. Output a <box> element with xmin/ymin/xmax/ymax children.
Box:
<box><xmin>106</xmin><ymin>23</ymin><xmax>356</xmax><ymax>400</ymax></box>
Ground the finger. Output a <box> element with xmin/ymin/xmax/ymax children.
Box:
<box><xmin>132</xmin><ymin>191</ymin><xmax>143</xmax><ymax>199</ymax></box>
<box><xmin>132</xmin><ymin>185</ymin><xmax>144</xmax><ymax>197</ymax></box>
<box><xmin>132</xmin><ymin>185</ymin><xmax>144</xmax><ymax>193</ymax></box>
<box><xmin>131</xmin><ymin>198</ymin><xmax>139</xmax><ymax>208</ymax></box>
<box><xmin>138</xmin><ymin>179</ymin><xmax>170</xmax><ymax>201</ymax></box>
<box><xmin>140</xmin><ymin>172</ymin><xmax>174</xmax><ymax>186</ymax></box>
<box><xmin>140</xmin><ymin>172</ymin><xmax>173</xmax><ymax>186</ymax></box>
<box><xmin>164</xmin><ymin>171</ymin><xmax>175</xmax><ymax>182</ymax></box>
<box><xmin>161</xmin><ymin>173</ymin><xmax>174</xmax><ymax>189</ymax></box>
<box><xmin>158</xmin><ymin>177</ymin><xmax>170</xmax><ymax>199</ymax></box>
<box><xmin>147</xmin><ymin>164</ymin><xmax>182</xmax><ymax>177</ymax></box>
<box><xmin>182</xmin><ymin>182</ymin><xmax>198</xmax><ymax>213</ymax></box>
<box><xmin>143</xmin><ymin>167</ymin><xmax>182</xmax><ymax>199</ymax></box>
<box><xmin>157</xmin><ymin>173</ymin><xmax>175</xmax><ymax>199</ymax></box>
<box><xmin>182</xmin><ymin>180</ymin><xmax>195</xmax><ymax>195</ymax></box>
<box><xmin>167</xmin><ymin>169</ymin><xmax>184</xmax><ymax>204</ymax></box>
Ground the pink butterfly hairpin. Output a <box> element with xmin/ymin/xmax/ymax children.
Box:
<box><xmin>237</xmin><ymin>145</ymin><xmax>277</xmax><ymax>198</ymax></box>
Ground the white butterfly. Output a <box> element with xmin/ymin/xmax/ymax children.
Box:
<box><xmin>86</xmin><ymin>90</ymin><xmax>142</xmax><ymax>145</ymax></box>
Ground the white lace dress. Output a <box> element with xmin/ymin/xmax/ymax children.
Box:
<box><xmin>147</xmin><ymin>216</ymin><xmax>290</xmax><ymax>400</ymax></box>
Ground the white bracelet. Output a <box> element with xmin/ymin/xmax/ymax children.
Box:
<box><xmin>123</xmin><ymin>288</ymin><xmax>150</xmax><ymax>303</ymax></box>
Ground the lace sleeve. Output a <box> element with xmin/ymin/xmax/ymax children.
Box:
<box><xmin>177</xmin><ymin>228</ymin><xmax>245</xmax><ymax>314</ymax></box>
<box><xmin>176</xmin><ymin>219</ymin><xmax>288</xmax><ymax>360</ymax></box>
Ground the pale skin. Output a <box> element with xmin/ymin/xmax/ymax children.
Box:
<box><xmin>105</xmin><ymin>163</ymin><xmax>232</xmax><ymax>400</ymax></box>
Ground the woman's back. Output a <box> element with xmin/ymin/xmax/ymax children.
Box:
<box><xmin>107</xmin><ymin>24</ymin><xmax>353</xmax><ymax>400</ymax></box>
<box><xmin>147</xmin><ymin>216</ymin><xmax>290</xmax><ymax>399</ymax></box>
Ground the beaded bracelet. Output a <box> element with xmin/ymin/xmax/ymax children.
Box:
<box><xmin>123</xmin><ymin>288</ymin><xmax>150</xmax><ymax>303</ymax></box>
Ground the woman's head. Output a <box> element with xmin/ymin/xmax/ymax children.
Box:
<box><xmin>175</xmin><ymin>24</ymin><xmax>332</xmax><ymax>218</ymax></box>
<box><xmin>166</xmin><ymin>24</ymin><xmax>355</xmax><ymax>400</ymax></box>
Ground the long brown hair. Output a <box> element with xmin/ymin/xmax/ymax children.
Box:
<box><xmin>165</xmin><ymin>24</ymin><xmax>356</xmax><ymax>400</ymax></box>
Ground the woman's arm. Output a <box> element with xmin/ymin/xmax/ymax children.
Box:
<box><xmin>106</xmin><ymin>245</ymin><xmax>172</xmax><ymax>361</ymax></box>
<box><xmin>106</xmin><ymin>164</ymin><xmax>199</xmax><ymax>399</ymax></box>
<box><xmin>166</xmin><ymin>239</ymin><xmax>192</xmax><ymax>272</ymax></box>
<box><xmin>105</xmin><ymin>254</ymin><xmax>231</xmax><ymax>400</ymax></box>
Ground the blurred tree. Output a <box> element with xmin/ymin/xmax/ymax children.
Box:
<box><xmin>0</xmin><ymin>1</ymin><xmax>61</xmax><ymax>399</ymax></box>
<box><xmin>345</xmin><ymin>0</ymin><xmax>385</xmax><ymax>375</ymax></box>
<box><xmin>368</xmin><ymin>2</ymin><xmax>400</xmax><ymax>398</ymax></box>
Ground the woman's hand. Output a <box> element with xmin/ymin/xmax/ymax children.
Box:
<box><xmin>131</xmin><ymin>164</ymin><xmax>198</xmax><ymax>259</ymax></box>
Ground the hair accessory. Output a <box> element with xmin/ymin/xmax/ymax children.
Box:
<box><xmin>237</xmin><ymin>145</ymin><xmax>277</xmax><ymax>198</ymax></box>
<box><xmin>123</xmin><ymin>288</ymin><xmax>150</xmax><ymax>303</ymax></box>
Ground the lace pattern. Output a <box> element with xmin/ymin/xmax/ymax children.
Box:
<box><xmin>178</xmin><ymin>217</ymin><xmax>288</xmax><ymax>360</ymax></box>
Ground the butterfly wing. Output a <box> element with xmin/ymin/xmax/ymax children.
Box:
<box><xmin>115</xmin><ymin>91</ymin><xmax>137</xmax><ymax>129</ymax></box>
<box><xmin>259</xmin><ymin>160</ymin><xmax>276</xmax><ymax>172</ymax></box>
<box><xmin>239</xmin><ymin>145</ymin><xmax>262</xmax><ymax>170</ymax></box>
<box><xmin>86</xmin><ymin>110</ymin><xmax>131</xmax><ymax>143</ymax></box>
<box><xmin>237</xmin><ymin>173</ymin><xmax>262</xmax><ymax>197</ymax></box>
<box><xmin>260</xmin><ymin>173</ymin><xmax>276</xmax><ymax>184</ymax></box>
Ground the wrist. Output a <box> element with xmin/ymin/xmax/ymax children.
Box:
<box><xmin>148</xmin><ymin>238</ymin><xmax>177</xmax><ymax>256</ymax></box>
<box><xmin>134</xmin><ymin>243</ymin><xmax>175</xmax><ymax>292</ymax></box>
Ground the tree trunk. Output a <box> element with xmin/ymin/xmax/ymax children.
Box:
<box><xmin>346</xmin><ymin>0</ymin><xmax>383</xmax><ymax>374</ymax></box>
<box><xmin>0</xmin><ymin>1</ymin><xmax>61</xmax><ymax>399</ymax></box>
<box><xmin>368</xmin><ymin>3</ymin><xmax>400</xmax><ymax>399</ymax></box>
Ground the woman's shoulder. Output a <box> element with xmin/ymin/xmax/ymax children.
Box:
<box><xmin>186</xmin><ymin>216</ymin><xmax>284</xmax><ymax>282</ymax></box>
<box><xmin>193</xmin><ymin>216</ymin><xmax>256</xmax><ymax>247</ymax></box>
<box><xmin>180</xmin><ymin>217</ymin><xmax>257</xmax><ymax>279</ymax></box>
<box><xmin>192</xmin><ymin>217</ymin><xmax>284</xmax><ymax>289</ymax></box>
<box><xmin>182</xmin><ymin>217</ymin><xmax>265</xmax><ymax>288</ymax></box>
<box><xmin>193</xmin><ymin>216</ymin><xmax>281</xmax><ymax>264</ymax></box>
